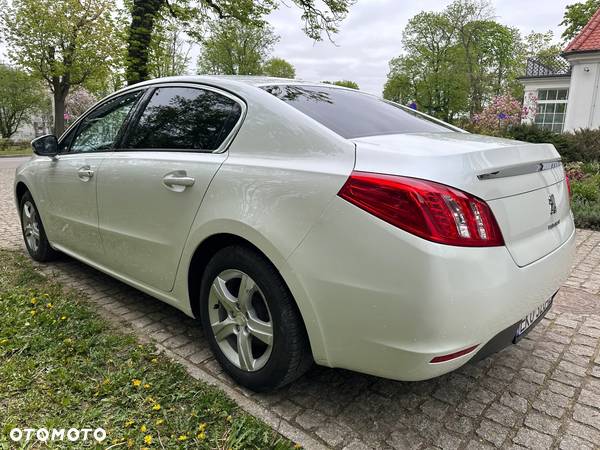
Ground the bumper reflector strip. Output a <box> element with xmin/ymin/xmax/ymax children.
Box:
<box><xmin>430</xmin><ymin>345</ymin><xmax>479</xmax><ymax>363</ymax></box>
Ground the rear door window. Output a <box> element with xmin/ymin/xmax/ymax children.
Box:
<box><xmin>262</xmin><ymin>85</ymin><xmax>453</xmax><ymax>139</ymax></box>
<box><xmin>124</xmin><ymin>87</ymin><xmax>242</xmax><ymax>152</ymax></box>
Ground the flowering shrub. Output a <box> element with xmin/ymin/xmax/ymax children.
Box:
<box><xmin>65</xmin><ymin>88</ymin><xmax>97</xmax><ymax>123</ymax></box>
<box><xmin>471</xmin><ymin>95</ymin><xmax>533</xmax><ymax>135</ymax></box>
<box><xmin>565</xmin><ymin>162</ymin><xmax>586</xmax><ymax>181</ymax></box>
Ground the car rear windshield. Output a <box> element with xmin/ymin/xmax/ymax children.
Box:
<box><xmin>261</xmin><ymin>85</ymin><xmax>453</xmax><ymax>139</ymax></box>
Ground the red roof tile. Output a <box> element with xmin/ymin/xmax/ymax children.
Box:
<box><xmin>564</xmin><ymin>7</ymin><xmax>600</xmax><ymax>53</ymax></box>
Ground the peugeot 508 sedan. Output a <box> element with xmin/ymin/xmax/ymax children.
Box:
<box><xmin>15</xmin><ymin>76</ymin><xmax>575</xmax><ymax>391</ymax></box>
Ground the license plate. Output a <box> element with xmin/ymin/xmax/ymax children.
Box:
<box><xmin>515</xmin><ymin>297</ymin><xmax>553</xmax><ymax>339</ymax></box>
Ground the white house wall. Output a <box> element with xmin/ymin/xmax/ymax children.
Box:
<box><xmin>564</xmin><ymin>52</ymin><xmax>600</xmax><ymax>131</ymax></box>
<box><xmin>520</xmin><ymin>78</ymin><xmax>571</xmax><ymax>125</ymax></box>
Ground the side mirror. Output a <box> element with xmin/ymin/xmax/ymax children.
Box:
<box><xmin>31</xmin><ymin>134</ymin><xmax>58</xmax><ymax>157</ymax></box>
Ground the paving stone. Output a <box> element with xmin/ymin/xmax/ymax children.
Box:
<box><xmin>512</xmin><ymin>428</ymin><xmax>554</xmax><ymax>449</ymax></box>
<box><xmin>315</xmin><ymin>421</ymin><xmax>352</xmax><ymax>447</ymax></box>
<box><xmin>476</xmin><ymin>420</ymin><xmax>509</xmax><ymax>447</ymax></box>
<box><xmin>565</xmin><ymin>420</ymin><xmax>600</xmax><ymax>444</ymax></box>
<box><xmin>499</xmin><ymin>391</ymin><xmax>529</xmax><ymax>413</ymax></box>
<box><xmin>443</xmin><ymin>413</ymin><xmax>473</xmax><ymax>435</ymax></box>
<box><xmin>484</xmin><ymin>403</ymin><xmax>519</xmax><ymax>427</ymax></box>
<box><xmin>578</xmin><ymin>389</ymin><xmax>600</xmax><ymax>409</ymax></box>
<box><xmin>573</xmin><ymin>404</ymin><xmax>600</xmax><ymax>431</ymax></box>
<box><xmin>523</xmin><ymin>411</ymin><xmax>561</xmax><ymax>435</ymax></box>
<box><xmin>559</xmin><ymin>434</ymin><xmax>594</xmax><ymax>450</ymax></box>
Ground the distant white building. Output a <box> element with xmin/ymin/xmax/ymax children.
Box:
<box><xmin>520</xmin><ymin>7</ymin><xmax>600</xmax><ymax>132</ymax></box>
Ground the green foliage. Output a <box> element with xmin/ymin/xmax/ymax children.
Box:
<box><xmin>0</xmin><ymin>249</ymin><xmax>295</xmax><ymax>449</ymax></box>
<box><xmin>383</xmin><ymin>0</ymin><xmax>524</xmax><ymax>121</ymax></box>
<box><xmin>0</xmin><ymin>0</ymin><xmax>122</xmax><ymax>135</ymax></box>
<box><xmin>197</xmin><ymin>20</ymin><xmax>278</xmax><ymax>75</ymax></box>
<box><xmin>323</xmin><ymin>80</ymin><xmax>359</xmax><ymax>89</ymax></box>
<box><xmin>125</xmin><ymin>0</ymin><xmax>355</xmax><ymax>85</ymax></box>
<box><xmin>0</xmin><ymin>65</ymin><xmax>47</xmax><ymax>138</ymax></box>
<box><xmin>560</xmin><ymin>0</ymin><xmax>600</xmax><ymax>42</ymax></box>
<box><xmin>263</xmin><ymin>57</ymin><xmax>296</xmax><ymax>78</ymax></box>
<box><xmin>148</xmin><ymin>16</ymin><xmax>192</xmax><ymax>78</ymax></box>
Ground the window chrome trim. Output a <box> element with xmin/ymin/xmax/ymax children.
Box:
<box><xmin>477</xmin><ymin>159</ymin><xmax>562</xmax><ymax>180</ymax></box>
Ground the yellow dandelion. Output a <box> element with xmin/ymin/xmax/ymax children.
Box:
<box><xmin>126</xmin><ymin>438</ymin><xmax>134</xmax><ymax>448</ymax></box>
<box><xmin>124</xmin><ymin>419</ymin><xmax>134</xmax><ymax>428</ymax></box>
<box><xmin>0</xmin><ymin>339</ymin><xmax>8</xmax><ymax>345</ymax></box>
<box><xmin>143</xmin><ymin>383</ymin><xmax>151</xmax><ymax>389</ymax></box>
<box><xmin>197</xmin><ymin>432</ymin><xmax>206</xmax><ymax>440</ymax></box>
<box><xmin>198</xmin><ymin>422</ymin><xmax>207</xmax><ymax>432</ymax></box>
<box><xmin>132</xmin><ymin>379</ymin><xmax>142</xmax><ymax>387</ymax></box>
<box><xmin>294</xmin><ymin>444</ymin><xmax>302</xmax><ymax>449</ymax></box>
<box><xmin>152</xmin><ymin>404</ymin><xmax>161</xmax><ymax>411</ymax></box>
<box><xmin>30</xmin><ymin>298</ymin><xmax>37</xmax><ymax>304</ymax></box>
<box><xmin>60</xmin><ymin>315</ymin><xmax>67</xmax><ymax>320</ymax></box>
<box><xmin>144</xmin><ymin>435</ymin><xmax>152</xmax><ymax>445</ymax></box>
<box><xmin>151</xmin><ymin>358</ymin><xmax>158</xmax><ymax>363</ymax></box>
<box><xmin>226</xmin><ymin>415</ymin><xmax>233</xmax><ymax>423</ymax></box>
<box><xmin>30</xmin><ymin>310</ymin><xmax>36</xmax><ymax>316</ymax></box>
<box><xmin>46</xmin><ymin>303</ymin><xmax>53</xmax><ymax>308</ymax></box>
<box><xmin>155</xmin><ymin>419</ymin><xmax>164</xmax><ymax>426</ymax></box>
<box><xmin>178</xmin><ymin>435</ymin><xmax>188</xmax><ymax>441</ymax></box>
<box><xmin>140</xmin><ymin>424</ymin><xmax>147</xmax><ymax>432</ymax></box>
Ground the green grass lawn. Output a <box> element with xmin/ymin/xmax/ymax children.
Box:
<box><xmin>0</xmin><ymin>144</ymin><xmax>32</xmax><ymax>157</ymax></box>
<box><xmin>0</xmin><ymin>249</ymin><xmax>296</xmax><ymax>449</ymax></box>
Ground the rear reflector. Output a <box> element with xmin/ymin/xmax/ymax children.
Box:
<box><xmin>338</xmin><ymin>171</ymin><xmax>504</xmax><ymax>247</ymax></box>
<box><xmin>430</xmin><ymin>345</ymin><xmax>479</xmax><ymax>363</ymax></box>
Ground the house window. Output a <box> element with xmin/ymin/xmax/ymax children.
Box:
<box><xmin>534</xmin><ymin>88</ymin><xmax>568</xmax><ymax>132</ymax></box>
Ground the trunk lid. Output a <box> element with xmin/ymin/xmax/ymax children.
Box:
<box><xmin>352</xmin><ymin>132</ymin><xmax>574</xmax><ymax>267</ymax></box>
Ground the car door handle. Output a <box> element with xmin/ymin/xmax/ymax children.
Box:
<box><xmin>77</xmin><ymin>166</ymin><xmax>94</xmax><ymax>181</ymax></box>
<box><xmin>162</xmin><ymin>171</ymin><xmax>195</xmax><ymax>191</ymax></box>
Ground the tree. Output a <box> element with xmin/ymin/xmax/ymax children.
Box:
<box><xmin>197</xmin><ymin>20</ymin><xmax>278</xmax><ymax>75</ymax></box>
<box><xmin>0</xmin><ymin>0</ymin><xmax>121</xmax><ymax>135</ymax></box>
<box><xmin>148</xmin><ymin>16</ymin><xmax>192</xmax><ymax>78</ymax></box>
<box><xmin>383</xmin><ymin>0</ymin><xmax>526</xmax><ymax>121</ymax></box>
<box><xmin>262</xmin><ymin>58</ymin><xmax>296</xmax><ymax>78</ymax></box>
<box><xmin>0</xmin><ymin>65</ymin><xmax>46</xmax><ymax>138</ymax></box>
<box><xmin>125</xmin><ymin>0</ymin><xmax>354</xmax><ymax>85</ymax></box>
<box><xmin>323</xmin><ymin>80</ymin><xmax>359</xmax><ymax>89</ymax></box>
<box><xmin>524</xmin><ymin>31</ymin><xmax>563</xmax><ymax>70</ymax></box>
<box><xmin>560</xmin><ymin>0</ymin><xmax>600</xmax><ymax>42</ymax></box>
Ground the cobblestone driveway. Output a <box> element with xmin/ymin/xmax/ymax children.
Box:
<box><xmin>1</xmin><ymin>158</ymin><xmax>600</xmax><ymax>450</ymax></box>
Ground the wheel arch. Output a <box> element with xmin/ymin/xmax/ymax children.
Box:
<box><xmin>15</xmin><ymin>181</ymin><xmax>30</xmax><ymax>206</ymax></box>
<box><xmin>186</xmin><ymin>232</ymin><xmax>326</xmax><ymax>362</ymax></box>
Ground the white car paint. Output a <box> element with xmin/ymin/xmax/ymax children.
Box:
<box><xmin>14</xmin><ymin>76</ymin><xmax>575</xmax><ymax>381</ymax></box>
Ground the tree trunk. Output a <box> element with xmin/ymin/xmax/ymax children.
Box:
<box><xmin>126</xmin><ymin>0</ymin><xmax>164</xmax><ymax>85</ymax></box>
<box><xmin>53</xmin><ymin>89</ymin><xmax>68</xmax><ymax>136</ymax></box>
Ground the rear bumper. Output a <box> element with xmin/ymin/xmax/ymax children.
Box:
<box><xmin>287</xmin><ymin>197</ymin><xmax>576</xmax><ymax>381</ymax></box>
<box><xmin>471</xmin><ymin>290</ymin><xmax>555</xmax><ymax>363</ymax></box>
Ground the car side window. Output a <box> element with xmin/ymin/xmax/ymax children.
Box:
<box><xmin>57</xmin><ymin>126</ymin><xmax>77</xmax><ymax>153</ymax></box>
<box><xmin>124</xmin><ymin>87</ymin><xmax>242</xmax><ymax>152</ymax></box>
<box><xmin>69</xmin><ymin>91</ymin><xmax>142</xmax><ymax>154</ymax></box>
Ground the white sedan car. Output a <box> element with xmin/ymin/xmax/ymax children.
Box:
<box><xmin>15</xmin><ymin>76</ymin><xmax>575</xmax><ymax>391</ymax></box>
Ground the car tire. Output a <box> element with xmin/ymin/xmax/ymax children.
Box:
<box><xmin>19</xmin><ymin>191</ymin><xmax>58</xmax><ymax>262</ymax></box>
<box><xmin>199</xmin><ymin>245</ymin><xmax>312</xmax><ymax>391</ymax></box>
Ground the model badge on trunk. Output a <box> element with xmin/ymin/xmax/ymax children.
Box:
<box><xmin>549</xmin><ymin>194</ymin><xmax>557</xmax><ymax>215</ymax></box>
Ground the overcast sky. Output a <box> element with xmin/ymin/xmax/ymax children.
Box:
<box><xmin>0</xmin><ymin>0</ymin><xmax>574</xmax><ymax>95</ymax></box>
<box><xmin>262</xmin><ymin>0</ymin><xmax>574</xmax><ymax>94</ymax></box>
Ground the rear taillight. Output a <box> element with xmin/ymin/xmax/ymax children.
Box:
<box><xmin>338</xmin><ymin>171</ymin><xmax>504</xmax><ymax>247</ymax></box>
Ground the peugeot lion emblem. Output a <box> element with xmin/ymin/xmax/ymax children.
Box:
<box><xmin>549</xmin><ymin>194</ymin><xmax>557</xmax><ymax>215</ymax></box>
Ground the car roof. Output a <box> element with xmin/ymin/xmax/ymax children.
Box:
<box><xmin>119</xmin><ymin>75</ymin><xmax>349</xmax><ymax>91</ymax></box>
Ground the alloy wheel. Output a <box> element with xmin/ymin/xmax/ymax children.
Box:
<box><xmin>208</xmin><ymin>269</ymin><xmax>274</xmax><ymax>372</ymax></box>
<box><xmin>22</xmin><ymin>201</ymin><xmax>41</xmax><ymax>253</ymax></box>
